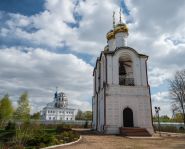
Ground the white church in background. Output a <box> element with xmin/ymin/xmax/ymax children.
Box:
<box><xmin>92</xmin><ymin>13</ymin><xmax>154</xmax><ymax>135</ymax></box>
<box><xmin>41</xmin><ymin>91</ymin><xmax>75</xmax><ymax>121</ymax></box>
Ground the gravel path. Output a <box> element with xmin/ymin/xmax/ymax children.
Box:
<box><xmin>54</xmin><ymin>129</ymin><xmax>185</xmax><ymax>149</ymax></box>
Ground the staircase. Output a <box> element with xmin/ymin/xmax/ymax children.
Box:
<box><xmin>120</xmin><ymin>127</ymin><xmax>151</xmax><ymax>136</ymax></box>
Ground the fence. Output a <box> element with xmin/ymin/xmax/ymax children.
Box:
<box><xmin>27</xmin><ymin>120</ymin><xmax>92</xmax><ymax>126</ymax></box>
<box><xmin>153</xmin><ymin>122</ymin><xmax>185</xmax><ymax>130</ymax></box>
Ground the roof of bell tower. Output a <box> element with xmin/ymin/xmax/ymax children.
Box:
<box><xmin>106</xmin><ymin>9</ymin><xmax>129</xmax><ymax>41</ymax></box>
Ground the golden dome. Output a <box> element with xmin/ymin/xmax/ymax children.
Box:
<box><xmin>114</xmin><ymin>23</ymin><xmax>128</xmax><ymax>34</ymax></box>
<box><xmin>106</xmin><ymin>23</ymin><xmax>129</xmax><ymax>40</ymax></box>
<box><xmin>106</xmin><ymin>30</ymin><xmax>115</xmax><ymax>40</ymax></box>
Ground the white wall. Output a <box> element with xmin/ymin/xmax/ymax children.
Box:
<box><xmin>44</xmin><ymin>108</ymin><xmax>75</xmax><ymax>121</ymax></box>
<box><xmin>105</xmin><ymin>85</ymin><xmax>153</xmax><ymax>134</ymax></box>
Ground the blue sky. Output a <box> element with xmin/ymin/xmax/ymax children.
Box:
<box><xmin>0</xmin><ymin>0</ymin><xmax>185</xmax><ymax>116</ymax></box>
<box><xmin>0</xmin><ymin>0</ymin><xmax>45</xmax><ymax>15</ymax></box>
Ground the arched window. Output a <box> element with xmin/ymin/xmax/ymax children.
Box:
<box><xmin>119</xmin><ymin>55</ymin><xmax>134</xmax><ymax>86</ymax></box>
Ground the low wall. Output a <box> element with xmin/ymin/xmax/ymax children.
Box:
<box><xmin>153</xmin><ymin>122</ymin><xmax>185</xmax><ymax>129</ymax></box>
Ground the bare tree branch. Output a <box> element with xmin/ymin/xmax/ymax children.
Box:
<box><xmin>169</xmin><ymin>69</ymin><xmax>185</xmax><ymax>126</ymax></box>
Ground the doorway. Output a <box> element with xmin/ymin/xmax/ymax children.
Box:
<box><xmin>123</xmin><ymin>107</ymin><xmax>134</xmax><ymax>127</ymax></box>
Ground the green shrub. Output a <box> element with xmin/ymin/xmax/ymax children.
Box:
<box><xmin>42</xmin><ymin>134</ymin><xmax>56</xmax><ymax>145</ymax></box>
<box><xmin>56</xmin><ymin>124</ymin><xmax>72</xmax><ymax>133</ymax></box>
<box><xmin>26</xmin><ymin>133</ymin><xmax>58</xmax><ymax>147</ymax></box>
<box><xmin>5</xmin><ymin>121</ymin><xmax>16</xmax><ymax>131</ymax></box>
<box><xmin>57</xmin><ymin>131</ymin><xmax>79</xmax><ymax>143</ymax></box>
<box><xmin>0</xmin><ymin>131</ymin><xmax>16</xmax><ymax>142</ymax></box>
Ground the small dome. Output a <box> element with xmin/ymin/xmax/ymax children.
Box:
<box><xmin>106</xmin><ymin>30</ymin><xmax>115</xmax><ymax>40</ymax></box>
<box><xmin>114</xmin><ymin>23</ymin><xmax>128</xmax><ymax>34</ymax></box>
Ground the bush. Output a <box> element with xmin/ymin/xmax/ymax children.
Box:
<box><xmin>57</xmin><ymin>131</ymin><xmax>79</xmax><ymax>143</ymax></box>
<box><xmin>1</xmin><ymin>123</ymin><xmax>79</xmax><ymax>148</ymax></box>
<box><xmin>5</xmin><ymin>121</ymin><xmax>16</xmax><ymax>131</ymax></box>
<box><xmin>43</xmin><ymin>134</ymin><xmax>57</xmax><ymax>145</ymax></box>
<box><xmin>0</xmin><ymin>131</ymin><xmax>16</xmax><ymax>142</ymax></box>
<box><xmin>56</xmin><ymin>124</ymin><xmax>72</xmax><ymax>133</ymax></box>
<box><xmin>26</xmin><ymin>133</ymin><xmax>58</xmax><ymax>147</ymax></box>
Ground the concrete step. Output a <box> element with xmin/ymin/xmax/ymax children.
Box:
<box><xmin>120</xmin><ymin>127</ymin><xmax>151</xmax><ymax>136</ymax></box>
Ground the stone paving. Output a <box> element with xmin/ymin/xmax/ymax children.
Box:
<box><xmin>54</xmin><ymin>129</ymin><xmax>185</xmax><ymax>149</ymax></box>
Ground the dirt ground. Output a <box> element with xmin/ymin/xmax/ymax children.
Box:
<box><xmin>55</xmin><ymin>129</ymin><xmax>185</xmax><ymax>149</ymax></box>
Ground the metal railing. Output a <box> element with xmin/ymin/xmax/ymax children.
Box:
<box><xmin>119</xmin><ymin>76</ymin><xmax>134</xmax><ymax>86</ymax></box>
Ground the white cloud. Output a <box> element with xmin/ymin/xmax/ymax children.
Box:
<box><xmin>0</xmin><ymin>0</ymin><xmax>122</xmax><ymax>55</ymax></box>
<box><xmin>1</xmin><ymin>0</ymin><xmax>185</xmax><ymax>116</ymax></box>
<box><xmin>151</xmin><ymin>91</ymin><xmax>172</xmax><ymax>117</ymax></box>
<box><xmin>0</xmin><ymin>47</ymin><xmax>93</xmax><ymax>113</ymax></box>
<box><xmin>125</xmin><ymin>0</ymin><xmax>185</xmax><ymax>88</ymax></box>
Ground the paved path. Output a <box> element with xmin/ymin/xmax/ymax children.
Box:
<box><xmin>55</xmin><ymin>129</ymin><xmax>185</xmax><ymax>149</ymax></box>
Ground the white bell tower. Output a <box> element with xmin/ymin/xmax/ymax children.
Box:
<box><xmin>92</xmin><ymin>11</ymin><xmax>154</xmax><ymax>135</ymax></box>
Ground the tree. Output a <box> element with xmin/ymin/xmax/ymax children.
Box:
<box><xmin>75</xmin><ymin>109</ymin><xmax>83</xmax><ymax>120</ymax></box>
<box><xmin>0</xmin><ymin>94</ymin><xmax>14</xmax><ymax>126</ymax></box>
<box><xmin>30</xmin><ymin>112</ymin><xmax>40</xmax><ymax>120</ymax></box>
<box><xmin>14</xmin><ymin>92</ymin><xmax>30</xmax><ymax>122</ymax></box>
<box><xmin>171</xmin><ymin>103</ymin><xmax>180</xmax><ymax>118</ymax></box>
<box><xmin>75</xmin><ymin>110</ymin><xmax>92</xmax><ymax>120</ymax></box>
<box><xmin>153</xmin><ymin>115</ymin><xmax>171</xmax><ymax>122</ymax></box>
<box><xmin>172</xmin><ymin>113</ymin><xmax>184</xmax><ymax>123</ymax></box>
<box><xmin>83</xmin><ymin>111</ymin><xmax>92</xmax><ymax>121</ymax></box>
<box><xmin>169</xmin><ymin>69</ymin><xmax>185</xmax><ymax>126</ymax></box>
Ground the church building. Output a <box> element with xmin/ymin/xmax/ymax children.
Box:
<box><xmin>41</xmin><ymin>91</ymin><xmax>75</xmax><ymax>121</ymax></box>
<box><xmin>92</xmin><ymin>14</ymin><xmax>154</xmax><ymax>135</ymax></box>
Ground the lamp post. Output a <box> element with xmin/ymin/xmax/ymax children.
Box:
<box><xmin>155</xmin><ymin>106</ymin><xmax>161</xmax><ymax>136</ymax></box>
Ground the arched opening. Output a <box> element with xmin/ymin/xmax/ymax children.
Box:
<box><xmin>119</xmin><ymin>55</ymin><xmax>134</xmax><ymax>86</ymax></box>
<box><xmin>123</xmin><ymin>107</ymin><xmax>134</xmax><ymax>127</ymax></box>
